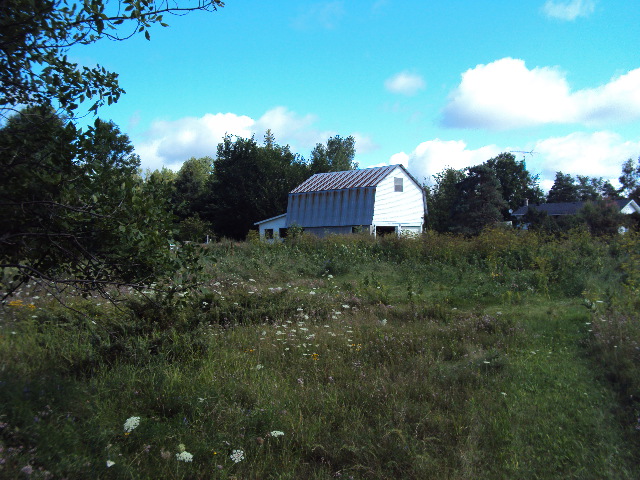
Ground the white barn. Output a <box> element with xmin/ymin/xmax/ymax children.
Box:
<box><xmin>255</xmin><ymin>164</ymin><xmax>427</xmax><ymax>238</ymax></box>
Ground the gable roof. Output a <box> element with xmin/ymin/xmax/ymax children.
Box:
<box><xmin>290</xmin><ymin>164</ymin><xmax>403</xmax><ymax>193</ymax></box>
<box><xmin>513</xmin><ymin>199</ymin><xmax>639</xmax><ymax>217</ymax></box>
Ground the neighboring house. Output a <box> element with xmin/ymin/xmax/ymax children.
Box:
<box><xmin>512</xmin><ymin>199</ymin><xmax>640</xmax><ymax>230</ymax></box>
<box><xmin>254</xmin><ymin>164</ymin><xmax>427</xmax><ymax>239</ymax></box>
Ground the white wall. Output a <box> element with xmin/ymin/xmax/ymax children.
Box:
<box><xmin>372</xmin><ymin>167</ymin><xmax>425</xmax><ymax>229</ymax></box>
<box><xmin>256</xmin><ymin>215</ymin><xmax>287</xmax><ymax>241</ymax></box>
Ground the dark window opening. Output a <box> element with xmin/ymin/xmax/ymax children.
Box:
<box><xmin>376</xmin><ymin>226</ymin><xmax>396</xmax><ymax>236</ymax></box>
<box><xmin>264</xmin><ymin>228</ymin><xmax>274</xmax><ymax>239</ymax></box>
<box><xmin>279</xmin><ymin>228</ymin><xmax>288</xmax><ymax>238</ymax></box>
<box><xmin>394</xmin><ymin>177</ymin><xmax>403</xmax><ymax>192</ymax></box>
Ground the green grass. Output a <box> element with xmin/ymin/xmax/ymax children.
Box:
<box><xmin>0</xmin><ymin>229</ymin><xmax>638</xmax><ymax>479</ymax></box>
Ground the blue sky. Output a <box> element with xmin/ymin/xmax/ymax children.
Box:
<box><xmin>74</xmin><ymin>0</ymin><xmax>640</xmax><ymax>190</ymax></box>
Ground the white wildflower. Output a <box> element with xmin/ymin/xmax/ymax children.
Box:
<box><xmin>106</xmin><ymin>460</ymin><xmax>115</xmax><ymax>468</ymax></box>
<box><xmin>176</xmin><ymin>451</ymin><xmax>193</xmax><ymax>462</ymax></box>
<box><xmin>230</xmin><ymin>449</ymin><xmax>244</xmax><ymax>463</ymax></box>
<box><xmin>270</xmin><ymin>430</ymin><xmax>284</xmax><ymax>437</ymax></box>
<box><xmin>123</xmin><ymin>416</ymin><xmax>140</xmax><ymax>433</ymax></box>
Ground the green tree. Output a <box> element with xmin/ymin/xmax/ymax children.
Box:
<box><xmin>577</xmin><ymin>199</ymin><xmax>627</xmax><ymax>236</ymax></box>
<box><xmin>425</xmin><ymin>167</ymin><xmax>466</xmax><ymax>232</ymax></box>
<box><xmin>484</xmin><ymin>153</ymin><xmax>544</xmax><ymax>216</ymax></box>
<box><xmin>547</xmin><ymin>172</ymin><xmax>579</xmax><ymax>203</ymax></box>
<box><xmin>309</xmin><ymin>135</ymin><xmax>358</xmax><ymax>174</ymax></box>
<box><xmin>619</xmin><ymin>157</ymin><xmax>640</xmax><ymax>201</ymax></box>
<box><xmin>0</xmin><ymin>109</ymin><xmax>176</xmax><ymax>299</ymax></box>
<box><xmin>449</xmin><ymin>165</ymin><xmax>507</xmax><ymax>235</ymax></box>
<box><xmin>205</xmin><ymin>133</ymin><xmax>308</xmax><ymax>239</ymax></box>
<box><xmin>173</xmin><ymin>156</ymin><xmax>213</xmax><ymax>218</ymax></box>
<box><xmin>1</xmin><ymin>0</ymin><xmax>224</xmax><ymax>116</ymax></box>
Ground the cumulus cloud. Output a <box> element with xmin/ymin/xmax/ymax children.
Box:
<box><xmin>137</xmin><ymin>112</ymin><xmax>254</xmax><ymax>170</ymax></box>
<box><xmin>292</xmin><ymin>1</ymin><xmax>345</xmax><ymax>30</ymax></box>
<box><xmin>533</xmin><ymin>131</ymin><xmax>640</xmax><ymax>183</ymax></box>
<box><xmin>384</xmin><ymin>131</ymin><xmax>640</xmax><ymax>192</ymax></box>
<box><xmin>442</xmin><ymin>58</ymin><xmax>640</xmax><ymax>130</ymax></box>
<box><xmin>393</xmin><ymin>139</ymin><xmax>502</xmax><ymax>183</ymax></box>
<box><xmin>542</xmin><ymin>0</ymin><xmax>596</xmax><ymax>21</ymax></box>
<box><xmin>134</xmin><ymin>107</ymin><xmax>372</xmax><ymax>171</ymax></box>
<box><xmin>385</xmin><ymin>72</ymin><xmax>426</xmax><ymax>96</ymax></box>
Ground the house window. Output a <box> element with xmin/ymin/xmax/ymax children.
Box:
<box><xmin>264</xmin><ymin>228</ymin><xmax>274</xmax><ymax>239</ymax></box>
<box><xmin>394</xmin><ymin>177</ymin><xmax>403</xmax><ymax>192</ymax></box>
<box><xmin>279</xmin><ymin>228</ymin><xmax>288</xmax><ymax>238</ymax></box>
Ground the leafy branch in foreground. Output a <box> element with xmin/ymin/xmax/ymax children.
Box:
<box><xmin>0</xmin><ymin>108</ymin><xmax>200</xmax><ymax>302</ymax></box>
<box><xmin>1</xmin><ymin>0</ymin><xmax>224</xmax><ymax>116</ymax></box>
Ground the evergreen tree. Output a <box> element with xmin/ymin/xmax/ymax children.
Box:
<box><xmin>449</xmin><ymin>165</ymin><xmax>507</xmax><ymax>235</ymax></box>
<box><xmin>547</xmin><ymin>172</ymin><xmax>579</xmax><ymax>203</ymax></box>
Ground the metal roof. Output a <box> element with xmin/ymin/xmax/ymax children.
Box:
<box><xmin>290</xmin><ymin>165</ymin><xmax>399</xmax><ymax>193</ymax></box>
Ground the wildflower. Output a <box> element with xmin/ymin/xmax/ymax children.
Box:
<box><xmin>176</xmin><ymin>451</ymin><xmax>193</xmax><ymax>462</ymax></box>
<box><xmin>106</xmin><ymin>460</ymin><xmax>115</xmax><ymax>468</ymax></box>
<box><xmin>124</xmin><ymin>416</ymin><xmax>140</xmax><ymax>433</ymax></box>
<box><xmin>380</xmin><ymin>319</ymin><xmax>387</xmax><ymax>326</ymax></box>
<box><xmin>21</xmin><ymin>465</ymin><xmax>33</xmax><ymax>475</ymax></box>
<box><xmin>309</xmin><ymin>291</ymin><xmax>316</xmax><ymax>295</ymax></box>
<box><xmin>230</xmin><ymin>449</ymin><xmax>244</xmax><ymax>463</ymax></box>
<box><xmin>270</xmin><ymin>430</ymin><xmax>285</xmax><ymax>437</ymax></box>
<box><xmin>311</xmin><ymin>353</ymin><xmax>319</xmax><ymax>360</ymax></box>
<box><xmin>256</xmin><ymin>364</ymin><xmax>264</xmax><ymax>370</ymax></box>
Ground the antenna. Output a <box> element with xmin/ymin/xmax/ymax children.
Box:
<box><xmin>509</xmin><ymin>150</ymin><xmax>536</xmax><ymax>162</ymax></box>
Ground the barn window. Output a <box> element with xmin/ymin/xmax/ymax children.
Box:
<box><xmin>264</xmin><ymin>228</ymin><xmax>274</xmax><ymax>239</ymax></box>
<box><xmin>394</xmin><ymin>177</ymin><xmax>403</xmax><ymax>192</ymax></box>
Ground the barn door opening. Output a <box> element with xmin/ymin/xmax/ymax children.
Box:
<box><xmin>375</xmin><ymin>226</ymin><xmax>396</xmax><ymax>237</ymax></box>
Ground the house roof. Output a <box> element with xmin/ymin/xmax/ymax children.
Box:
<box><xmin>290</xmin><ymin>165</ymin><xmax>401</xmax><ymax>193</ymax></box>
<box><xmin>513</xmin><ymin>199</ymin><xmax>638</xmax><ymax>216</ymax></box>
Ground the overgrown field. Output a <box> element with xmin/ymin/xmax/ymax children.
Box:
<box><xmin>1</xmin><ymin>229</ymin><xmax>639</xmax><ymax>479</ymax></box>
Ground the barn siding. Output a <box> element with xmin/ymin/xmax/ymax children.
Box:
<box><xmin>286</xmin><ymin>187</ymin><xmax>376</xmax><ymax>228</ymax></box>
<box><xmin>372</xmin><ymin>167</ymin><xmax>425</xmax><ymax>228</ymax></box>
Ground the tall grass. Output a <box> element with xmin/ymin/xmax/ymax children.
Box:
<box><xmin>0</xmin><ymin>229</ymin><xmax>638</xmax><ymax>479</ymax></box>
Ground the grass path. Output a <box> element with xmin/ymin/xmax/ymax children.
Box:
<box><xmin>473</xmin><ymin>300</ymin><xmax>639</xmax><ymax>479</ymax></box>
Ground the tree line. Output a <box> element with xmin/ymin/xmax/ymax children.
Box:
<box><xmin>2</xmin><ymin>0</ymin><xmax>640</xmax><ymax>300</ymax></box>
<box><xmin>426</xmin><ymin>153</ymin><xmax>640</xmax><ymax>235</ymax></box>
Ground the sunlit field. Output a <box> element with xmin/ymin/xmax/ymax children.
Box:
<box><xmin>1</xmin><ymin>229</ymin><xmax>638</xmax><ymax>479</ymax></box>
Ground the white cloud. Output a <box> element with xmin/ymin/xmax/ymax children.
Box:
<box><xmin>385</xmin><ymin>131</ymin><xmax>640</xmax><ymax>190</ymax></box>
<box><xmin>351</xmin><ymin>132</ymin><xmax>378</xmax><ymax>155</ymax></box>
<box><xmin>138</xmin><ymin>112</ymin><xmax>254</xmax><ymax>170</ymax></box>
<box><xmin>442</xmin><ymin>58</ymin><xmax>640</xmax><ymax>130</ymax></box>
<box><xmin>292</xmin><ymin>2</ymin><xmax>345</xmax><ymax>30</ymax></box>
<box><xmin>395</xmin><ymin>139</ymin><xmax>502</xmax><ymax>183</ymax></box>
<box><xmin>385</xmin><ymin>71</ymin><xmax>426</xmax><ymax>96</ymax></box>
<box><xmin>542</xmin><ymin>0</ymin><xmax>596</xmax><ymax>21</ymax></box>
<box><xmin>134</xmin><ymin>107</ymin><xmax>364</xmax><ymax>171</ymax></box>
<box><xmin>533</xmin><ymin>131</ymin><xmax>640</xmax><ymax>183</ymax></box>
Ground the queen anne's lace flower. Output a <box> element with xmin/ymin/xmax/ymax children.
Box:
<box><xmin>270</xmin><ymin>430</ymin><xmax>284</xmax><ymax>437</ymax></box>
<box><xmin>123</xmin><ymin>416</ymin><xmax>140</xmax><ymax>433</ymax></box>
<box><xmin>230</xmin><ymin>449</ymin><xmax>244</xmax><ymax>463</ymax></box>
<box><xmin>176</xmin><ymin>451</ymin><xmax>193</xmax><ymax>462</ymax></box>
